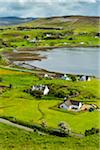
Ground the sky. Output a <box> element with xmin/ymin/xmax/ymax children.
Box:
<box><xmin>0</xmin><ymin>0</ymin><xmax>99</xmax><ymax>18</ymax></box>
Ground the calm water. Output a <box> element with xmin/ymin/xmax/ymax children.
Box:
<box><xmin>26</xmin><ymin>47</ymin><xmax>100</xmax><ymax>76</ymax></box>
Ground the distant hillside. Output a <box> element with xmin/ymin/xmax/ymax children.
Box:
<box><xmin>21</xmin><ymin>15</ymin><xmax>99</xmax><ymax>33</ymax></box>
<box><xmin>0</xmin><ymin>17</ymin><xmax>36</xmax><ymax>26</ymax></box>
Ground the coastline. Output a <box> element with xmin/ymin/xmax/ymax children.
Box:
<box><xmin>17</xmin><ymin>45</ymin><xmax>100</xmax><ymax>51</ymax></box>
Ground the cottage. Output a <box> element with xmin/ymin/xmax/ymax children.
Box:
<box><xmin>80</xmin><ymin>76</ymin><xmax>91</xmax><ymax>81</ymax></box>
<box><xmin>46</xmin><ymin>34</ymin><xmax>52</xmax><ymax>37</ymax></box>
<box><xmin>44</xmin><ymin>74</ymin><xmax>49</xmax><ymax>78</ymax></box>
<box><xmin>29</xmin><ymin>38</ymin><xmax>37</xmax><ymax>43</ymax></box>
<box><xmin>64</xmin><ymin>42</ymin><xmax>67</xmax><ymax>45</ymax></box>
<box><xmin>31</xmin><ymin>85</ymin><xmax>49</xmax><ymax>95</ymax></box>
<box><xmin>80</xmin><ymin>42</ymin><xmax>84</xmax><ymax>45</ymax></box>
<box><xmin>59</xmin><ymin>100</ymin><xmax>82</xmax><ymax>111</ymax></box>
<box><xmin>62</xmin><ymin>74</ymin><xmax>71</xmax><ymax>80</ymax></box>
<box><xmin>43</xmin><ymin>86</ymin><xmax>50</xmax><ymax>95</ymax></box>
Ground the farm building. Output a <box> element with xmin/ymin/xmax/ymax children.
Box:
<box><xmin>61</xmin><ymin>74</ymin><xmax>71</xmax><ymax>80</ymax></box>
<box><xmin>80</xmin><ymin>76</ymin><xmax>91</xmax><ymax>81</ymax></box>
<box><xmin>59</xmin><ymin>100</ymin><xmax>82</xmax><ymax>111</ymax></box>
<box><xmin>32</xmin><ymin>85</ymin><xmax>49</xmax><ymax>95</ymax></box>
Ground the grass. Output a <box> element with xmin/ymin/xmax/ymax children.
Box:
<box><xmin>0</xmin><ymin>123</ymin><xmax>99</xmax><ymax>150</ymax></box>
<box><xmin>0</xmin><ymin>16</ymin><xmax>99</xmax><ymax>149</ymax></box>
<box><xmin>0</xmin><ymin>68</ymin><xmax>100</xmax><ymax>134</ymax></box>
<box><xmin>0</xmin><ymin>17</ymin><xmax>99</xmax><ymax>51</ymax></box>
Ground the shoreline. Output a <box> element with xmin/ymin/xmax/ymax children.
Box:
<box><xmin>17</xmin><ymin>45</ymin><xmax>100</xmax><ymax>51</ymax></box>
<box><xmin>1</xmin><ymin>46</ymin><xmax>99</xmax><ymax>77</ymax></box>
<box><xmin>12</xmin><ymin>62</ymin><xmax>97</xmax><ymax>78</ymax></box>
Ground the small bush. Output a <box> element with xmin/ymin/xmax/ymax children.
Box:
<box><xmin>1</xmin><ymin>116</ymin><xmax>69</xmax><ymax>137</ymax></box>
<box><xmin>68</xmin><ymin>37</ymin><xmax>73</xmax><ymax>40</ymax></box>
<box><xmin>54</xmin><ymin>89</ymin><xmax>66</xmax><ymax>98</ymax></box>
<box><xmin>49</xmin><ymin>129</ymin><xmax>68</xmax><ymax>137</ymax></box>
<box><xmin>41</xmin><ymin>120</ymin><xmax>47</xmax><ymax>128</ymax></box>
<box><xmin>30</xmin><ymin>90</ymin><xmax>43</xmax><ymax>99</ymax></box>
<box><xmin>0</xmin><ymin>77</ymin><xmax>2</xmax><ymax>82</ymax></box>
<box><xmin>85</xmin><ymin>128</ymin><xmax>100</xmax><ymax>136</ymax></box>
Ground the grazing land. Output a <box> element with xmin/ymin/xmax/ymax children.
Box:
<box><xmin>0</xmin><ymin>16</ymin><xmax>99</xmax><ymax>55</ymax></box>
<box><xmin>0</xmin><ymin>15</ymin><xmax>100</xmax><ymax>150</ymax></box>
<box><xmin>0</xmin><ymin>122</ymin><xmax>99</xmax><ymax>150</ymax></box>
<box><xmin>0</xmin><ymin>67</ymin><xmax>99</xmax><ymax>134</ymax></box>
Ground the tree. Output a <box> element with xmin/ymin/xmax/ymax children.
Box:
<box><xmin>85</xmin><ymin>128</ymin><xmax>100</xmax><ymax>136</ymax></box>
<box><xmin>30</xmin><ymin>90</ymin><xmax>43</xmax><ymax>99</ymax></box>
<box><xmin>58</xmin><ymin>121</ymin><xmax>71</xmax><ymax>133</ymax></box>
<box><xmin>41</xmin><ymin>120</ymin><xmax>47</xmax><ymax>128</ymax></box>
<box><xmin>9</xmin><ymin>84</ymin><xmax>12</xmax><ymax>89</ymax></box>
<box><xmin>54</xmin><ymin>89</ymin><xmax>66</xmax><ymax>98</ymax></box>
<box><xmin>23</xmin><ymin>35</ymin><xmax>29</xmax><ymax>39</ymax></box>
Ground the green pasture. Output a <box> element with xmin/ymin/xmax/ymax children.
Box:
<box><xmin>0</xmin><ymin>68</ymin><xmax>100</xmax><ymax>134</ymax></box>
<box><xmin>0</xmin><ymin>26</ymin><xmax>99</xmax><ymax>50</ymax></box>
<box><xmin>0</xmin><ymin>123</ymin><xmax>99</xmax><ymax>150</ymax></box>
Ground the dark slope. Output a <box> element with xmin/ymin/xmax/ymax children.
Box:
<box><xmin>0</xmin><ymin>17</ymin><xmax>36</xmax><ymax>26</ymax></box>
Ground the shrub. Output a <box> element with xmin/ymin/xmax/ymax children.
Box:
<box><xmin>30</xmin><ymin>90</ymin><xmax>43</xmax><ymax>99</ymax></box>
<box><xmin>69</xmin><ymin>89</ymin><xmax>79</xmax><ymax>97</ymax></box>
<box><xmin>58</xmin><ymin>121</ymin><xmax>71</xmax><ymax>133</ymax></box>
<box><xmin>0</xmin><ymin>77</ymin><xmax>2</xmax><ymax>82</ymax></box>
<box><xmin>41</xmin><ymin>120</ymin><xmax>47</xmax><ymax>128</ymax></box>
<box><xmin>1</xmin><ymin>116</ymin><xmax>69</xmax><ymax>137</ymax></box>
<box><xmin>9</xmin><ymin>84</ymin><xmax>12</xmax><ymax>89</ymax></box>
<box><xmin>68</xmin><ymin>37</ymin><xmax>73</xmax><ymax>40</ymax></box>
<box><xmin>54</xmin><ymin>89</ymin><xmax>66</xmax><ymax>98</ymax></box>
<box><xmin>49</xmin><ymin>129</ymin><xmax>69</xmax><ymax>137</ymax></box>
<box><xmin>85</xmin><ymin>128</ymin><xmax>100</xmax><ymax>136</ymax></box>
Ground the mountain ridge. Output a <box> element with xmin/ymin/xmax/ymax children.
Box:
<box><xmin>0</xmin><ymin>16</ymin><xmax>36</xmax><ymax>26</ymax></box>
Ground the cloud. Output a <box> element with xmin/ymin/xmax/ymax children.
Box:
<box><xmin>0</xmin><ymin>0</ymin><xmax>99</xmax><ymax>17</ymax></box>
<box><xmin>0</xmin><ymin>0</ymin><xmax>97</xmax><ymax>4</ymax></box>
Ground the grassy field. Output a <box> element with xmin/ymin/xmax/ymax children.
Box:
<box><xmin>0</xmin><ymin>16</ymin><xmax>99</xmax><ymax>53</ymax></box>
<box><xmin>0</xmin><ymin>28</ymin><xmax>99</xmax><ymax>50</ymax></box>
<box><xmin>0</xmin><ymin>68</ymin><xmax>100</xmax><ymax>134</ymax></box>
<box><xmin>0</xmin><ymin>15</ymin><xmax>99</xmax><ymax>150</ymax></box>
<box><xmin>0</xmin><ymin>123</ymin><xmax>99</xmax><ymax>150</ymax></box>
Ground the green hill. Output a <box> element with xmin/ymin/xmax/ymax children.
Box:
<box><xmin>21</xmin><ymin>16</ymin><xmax>99</xmax><ymax>33</ymax></box>
<box><xmin>0</xmin><ymin>123</ymin><xmax>99</xmax><ymax>150</ymax></box>
<box><xmin>0</xmin><ymin>16</ymin><xmax>99</xmax><ymax>49</ymax></box>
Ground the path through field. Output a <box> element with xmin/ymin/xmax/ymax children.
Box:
<box><xmin>0</xmin><ymin>118</ymin><xmax>45</xmax><ymax>135</ymax></box>
<box><xmin>0</xmin><ymin>118</ymin><xmax>34</xmax><ymax>132</ymax></box>
<box><xmin>38</xmin><ymin>102</ymin><xmax>45</xmax><ymax>120</ymax></box>
<box><xmin>0</xmin><ymin>117</ymin><xmax>84</xmax><ymax>138</ymax></box>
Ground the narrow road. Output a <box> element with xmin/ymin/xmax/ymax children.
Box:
<box><xmin>0</xmin><ymin>118</ymin><xmax>84</xmax><ymax>138</ymax></box>
<box><xmin>0</xmin><ymin>118</ymin><xmax>34</xmax><ymax>132</ymax></box>
<box><xmin>70</xmin><ymin>132</ymin><xmax>84</xmax><ymax>138</ymax></box>
<box><xmin>0</xmin><ymin>118</ymin><xmax>45</xmax><ymax>135</ymax></box>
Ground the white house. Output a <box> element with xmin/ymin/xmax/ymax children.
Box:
<box><xmin>80</xmin><ymin>76</ymin><xmax>91</xmax><ymax>81</ymax></box>
<box><xmin>60</xmin><ymin>103</ymin><xmax>69</xmax><ymax>110</ymax></box>
<box><xmin>46</xmin><ymin>34</ymin><xmax>52</xmax><ymax>37</ymax></box>
<box><xmin>32</xmin><ymin>85</ymin><xmax>36</xmax><ymax>91</ymax></box>
<box><xmin>80</xmin><ymin>42</ymin><xmax>84</xmax><ymax>45</ymax></box>
<box><xmin>31</xmin><ymin>85</ymin><xmax>49</xmax><ymax>95</ymax></box>
<box><xmin>87</xmin><ymin>77</ymin><xmax>91</xmax><ymax>81</ymax></box>
<box><xmin>44</xmin><ymin>74</ymin><xmax>49</xmax><ymax>78</ymax></box>
<box><xmin>29</xmin><ymin>38</ymin><xmax>37</xmax><ymax>43</ymax></box>
<box><xmin>43</xmin><ymin>86</ymin><xmax>50</xmax><ymax>95</ymax></box>
<box><xmin>80</xmin><ymin>75</ymin><xmax>86</xmax><ymax>81</ymax></box>
<box><xmin>62</xmin><ymin>74</ymin><xmax>71</xmax><ymax>81</ymax></box>
<box><xmin>59</xmin><ymin>100</ymin><xmax>82</xmax><ymax>111</ymax></box>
